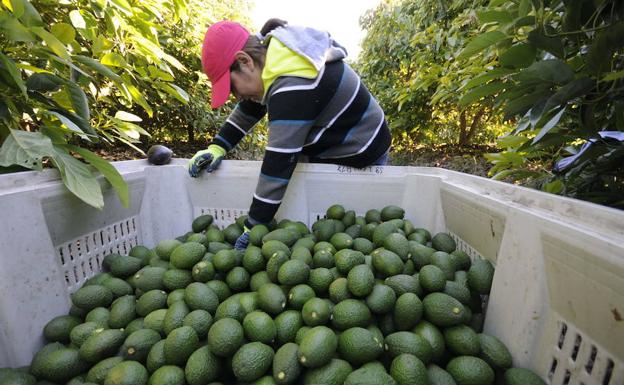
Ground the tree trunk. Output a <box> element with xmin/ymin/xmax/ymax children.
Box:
<box><xmin>465</xmin><ymin>106</ymin><xmax>487</xmax><ymax>145</ymax></box>
<box><xmin>187</xmin><ymin>126</ymin><xmax>195</xmax><ymax>143</ymax></box>
<box><xmin>458</xmin><ymin>110</ymin><xmax>467</xmax><ymax>146</ymax></box>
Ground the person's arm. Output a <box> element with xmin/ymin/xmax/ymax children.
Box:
<box><xmin>189</xmin><ymin>100</ymin><xmax>266</xmax><ymax>177</ymax></box>
<box><xmin>234</xmin><ymin>91</ymin><xmax>315</xmax><ymax>250</ymax></box>
<box><xmin>211</xmin><ymin>100</ymin><xmax>266</xmax><ymax>151</ymax></box>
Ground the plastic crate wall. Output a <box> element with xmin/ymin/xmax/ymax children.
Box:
<box><xmin>0</xmin><ymin>160</ymin><xmax>622</xmax><ymax>385</ymax></box>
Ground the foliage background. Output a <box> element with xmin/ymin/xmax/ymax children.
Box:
<box><xmin>1</xmin><ymin>0</ymin><xmax>622</xmax><ymax>209</ymax></box>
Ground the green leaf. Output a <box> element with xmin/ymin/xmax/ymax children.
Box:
<box><xmin>69</xmin><ymin>10</ymin><xmax>86</xmax><ymax>29</ymax></box>
<box><xmin>527</xmin><ymin>30</ymin><xmax>564</xmax><ymax>58</ymax></box>
<box><xmin>517</xmin><ymin>59</ymin><xmax>574</xmax><ymax>85</ymax></box>
<box><xmin>497</xmin><ymin>135</ymin><xmax>527</xmax><ymax>149</ymax></box>
<box><xmin>459</xmin><ymin>81</ymin><xmax>506</xmax><ymax>106</ymax></box>
<box><xmin>462</xmin><ymin>68</ymin><xmax>515</xmax><ymax>90</ymax></box>
<box><xmin>0</xmin><ymin>100</ymin><xmax>8</xmax><ymax>122</ymax></box>
<box><xmin>601</xmin><ymin>70</ymin><xmax>624</xmax><ymax>82</ymax></box>
<box><xmin>173</xmin><ymin>0</ymin><xmax>188</xmax><ymax>21</ymax></box>
<box><xmin>499</xmin><ymin>44</ymin><xmax>537</xmax><ymax>69</ymax></box>
<box><xmin>532</xmin><ymin>108</ymin><xmax>566</xmax><ymax>144</ymax></box>
<box><xmin>0</xmin><ymin>52</ymin><xmax>26</xmax><ymax>97</ymax></box>
<box><xmin>514</xmin><ymin>16</ymin><xmax>535</xmax><ymax>28</ymax></box>
<box><xmin>503</xmin><ymin>89</ymin><xmax>552</xmax><ymax>118</ymax></box>
<box><xmin>7</xmin><ymin>0</ymin><xmax>25</xmax><ymax>18</ymax></box>
<box><xmin>73</xmin><ymin>55</ymin><xmax>122</xmax><ymax>82</ymax></box>
<box><xmin>518</xmin><ymin>0</ymin><xmax>532</xmax><ymax>17</ymax></box>
<box><xmin>489</xmin><ymin>0</ymin><xmax>507</xmax><ymax>6</ymax></box>
<box><xmin>50</xmin><ymin>108</ymin><xmax>97</xmax><ymax>137</ymax></box>
<box><xmin>114</xmin><ymin>111</ymin><xmax>142</xmax><ymax>122</ymax></box>
<box><xmin>477</xmin><ymin>10</ymin><xmax>514</xmax><ymax>24</ymax></box>
<box><xmin>125</xmin><ymin>82</ymin><xmax>153</xmax><ymax>117</ymax></box>
<box><xmin>51</xmin><ymin>23</ymin><xmax>75</xmax><ymax>45</ymax></box>
<box><xmin>65</xmin><ymin>82</ymin><xmax>90</xmax><ymax>121</ymax></box>
<box><xmin>26</xmin><ymin>73</ymin><xmax>64</xmax><ymax>92</ymax></box>
<box><xmin>14</xmin><ymin>0</ymin><xmax>42</xmax><ymax>27</ymax></box>
<box><xmin>491</xmin><ymin>169</ymin><xmax>515</xmax><ymax>181</ymax></box>
<box><xmin>458</xmin><ymin>31</ymin><xmax>508</xmax><ymax>60</ymax></box>
<box><xmin>159</xmin><ymin>82</ymin><xmax>189</xmax><ymax>103</ymax></box>
<box><xmin>162</xmin><ymin>53</ymin><xmax>186</xmax><ymax>72</ymax></box>
<box><xmin>111</xmin><ymin>118</ymin><xmax>150</xmax><ymax>140</ymax></box>
<box><xmin>587</xmin><ymin>23</ymin><xmax>624</xmax><ymax>75</ymax></box>
<box><xmin>543</xmin><ymin>78</ymin><xmax>595</xmax><ymax>112</ymax></box>
<box><xmin>31</xmin><ymin>26</ymin><xmax>69</xmax><ymax>59</ymax></box>
<box><xmin>0</xmin><ymin>129</ymin><xmax>54</xmax><ymax>170</ymax></box>
<box><xmin>544</xmin><ymin>180</ymin><xmax>564</xmax><ymax>194</ymax></box>
<box><xmin>100</xmin><ymin>52</ymin><xmax>127</xmax><ymax>68</ymax></box>
<box><xmin>70</xmin><ymin>146</ymin><xmax>129</xmax><ymax>208</ymax></box>
<box><xmin>46</xmin><ymin>110</ymin><xmax>86</xmax><ymax>137</ymax></box>
<box><xmin>0</xmin><ymin>15</ymin><xmax>36</xmax><ymax>42</ymax></box>
<box><xmin>110</xmin><ymin>0</ymin><xmax>133</xmax><ymax>15</ymax></box>
<box><xmin>49</xmin><ymin>145</ymin><xmax>104</xmax><ymax>209</ymax></box>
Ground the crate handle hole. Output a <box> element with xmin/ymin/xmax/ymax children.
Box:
<box><xmin>571</xmin><ymin>334</ymin><xmax>582</xmax><ymax>361</ymax></box>
<box><xmin>602</xmin><ymin>359</ymin><xmax>614</xmax><ymax>385</ymax></box>
<box><xmin>558</xmin><ymin>322</ymin><xmax>568</xmax><ymax>349</ymax></box>
<box><xmin>586</xmin><ymin>345</ymin><xmax>597</xmax><ymax>374</ymax></box>
<box><xmin>562</xmin><ymin>370</ymin><xmax>571</xmax><ymax>385</ymax></box>
<box><xmin>549</xmin><ymin>358</ymin><xmax>558</xmax><ymax>381</ymax></box>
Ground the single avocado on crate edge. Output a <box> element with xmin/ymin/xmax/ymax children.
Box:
<box><xmin>147</xmin><ymin>145</ymin><xmax>173</xmax><ymax>165</ymax></box>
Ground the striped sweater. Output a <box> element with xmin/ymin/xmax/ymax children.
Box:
<box><xmin>211</xmin><ymin>26</ymin><xmax>391</xmax><ymax>225</ymax></box>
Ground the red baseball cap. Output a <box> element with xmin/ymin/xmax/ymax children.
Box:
<box><xmin>201</xmin><ymin>21</ymin><xmax>250</xmax><ymax>108</ymax></box>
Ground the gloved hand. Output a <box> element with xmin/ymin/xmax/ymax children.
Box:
<box><xmin>234</xmin><ymin>226</ymin><xmax>251</xmax><ymax>251</ymax></box>
<box><xmin>188</xmin><ymin>144</ymin><xmax>226</xmax><ymax>177</ymax></box>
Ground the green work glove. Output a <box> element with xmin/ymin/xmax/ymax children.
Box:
<box><xmin>188</xmin><ymin>144</ymin><xmax>226</xmax><ymax>177</ymax></box>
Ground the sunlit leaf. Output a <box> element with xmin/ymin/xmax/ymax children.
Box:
<box><xmin>158</xmin><ymin>82</ymin><xmax>189</xmax><ymax>103</ymax></box>
<box><xmin>114</xmin><ymin>110</ymin><xmax>142</xmax><ymax>122</ymax></box>
<box><xmin>46</xmin><ymin>110</ymin><xmax>86</xmax><ymax>137</ymax></box>
<box><xmin>70</xmin><ymin>145</ymin><xmax>129</xmax><ymax>208</ymax></box>
<box><xmin>100</xmin><ymin>52</ymin><xmax>127</xmax><ymax>68</ymax></box>
<box><xmin>0</xmin><ymin>129</ymin><xmax>54</xmax><ymax>170</ymax></box>
<box><xmin>69</xmin><ymin>10</ymin><xmax>86</xmax><ymax>29</ymax></box>
<box><xmin>73</xmin><ymin>55</ymin><xmax>122</xmax><ymax>82</ymax></box>
<box><xmin>31</xmin><ymin>26</ymin><xmax>69</xmax><ymax>59</ymax></box>
<box><xmin>462</xmin><ymin>68</ymin><xmax>514</xmax><ymax>90</ymax></box>
<box><xmin>458</xmin><ymin>31</ymin><xmax>508</xmax><ymax>60</ymax></box>
<box><xmin>459</xmin><ymin>81</ymin><xmax>506</xmax><ymax>106</ymax></box>
<box><xmin>51</xmin><ymin>23</ymin><xmax>75</xmax><ymax>44</ymax></box>
<box><xmin>49</xmin><ymin>145</ymin><xmax>103</xmax><ymax>209</ymax></box>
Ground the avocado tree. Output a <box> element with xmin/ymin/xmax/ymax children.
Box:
<box><xmin>459</xmin><ymin>0</ymin><xmax>624</xmax><ymax>207</ymax></box>
<box><xmin>0</xmin><ymin>0</ymin><xmax>251</xmax><ymax>209</ymax></box>
<box><xmin>357</xmin><ymin>0</ymin><xmax>506</xmax><ymax>148</ymax></box>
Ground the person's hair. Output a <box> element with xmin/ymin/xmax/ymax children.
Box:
<box><xmin>230</xmin><ymin>18</ymin><xmax>288</xmax><ymax>71</ymax></box>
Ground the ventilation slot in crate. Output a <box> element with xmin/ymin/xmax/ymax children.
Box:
<box><xmin>549</xmin><ymin>320</ymin><xmax>623</xmax><ymax>385</ymax></box>
<box><xmin>195</xmin><ymin>207</ymin><xmax>248</xmax><ymax>229</ymax></box>
<box><xmin>56</xmin><ymin>216</ymin><xmax>140</xmax><ymax>293</ymax></box>
<box><xmin>448</xmin><ymin>231</ymin><xmax>483</xmax><ymax>262</ymax></box>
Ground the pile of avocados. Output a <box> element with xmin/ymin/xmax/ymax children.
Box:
<box><xmin>0</xmin><ymin>204</ymin><xmax>546</xmax><ymax>385</ymax></box>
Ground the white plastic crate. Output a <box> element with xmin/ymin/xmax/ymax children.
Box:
<box><xmin>0</xmin><ymin>159</ymin><xmax>623</xmax><ymax>385</ymax></box>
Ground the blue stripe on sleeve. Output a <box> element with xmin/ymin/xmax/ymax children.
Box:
<box><xmin>260</xmin><ymin>173</ymin><xmax>290</xmax><ymax>185</ymax></box>
<box><xmin>215</xmin><ymin>135</ymin><xmax>234</xmax><ymax>150</ymax></box>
